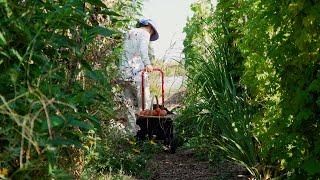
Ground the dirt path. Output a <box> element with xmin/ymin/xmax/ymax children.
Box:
<box><xmin>142</xmin><ymin>88</ymin><xmax>248</xmax><ymax>180</ymax></box>
<box><xmin>144</xmin><ymin>149</ymin><xmax>249</xmax><ymax>180</ymax></box>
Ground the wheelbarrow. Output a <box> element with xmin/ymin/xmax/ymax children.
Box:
<box><xmin>135</xmin><ymin>68</ymin><xmax>177</xmax><ymax>153</ymax></box>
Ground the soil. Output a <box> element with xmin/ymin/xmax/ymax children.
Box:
<box><xmin>144</xmin><ymin>149</ymin><xmax>249</xmax><ymax>180</ymax></box>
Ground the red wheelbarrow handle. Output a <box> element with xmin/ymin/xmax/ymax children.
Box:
<box><xmin>141</xmin><ymin>68</ymin><xmax>164</xmax><ymax>111</ymax></box>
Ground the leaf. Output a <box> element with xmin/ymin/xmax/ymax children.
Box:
<box><xmin>50</xmin><ymin>34</ymin><xmax>74</xmax><ymax>48</ymax></box>
<box><xmin>86</xmin><ymin>0</ymin><xmax>107</xmax><ymax>8</ymax></box>
<box><xmin>48</xmin><ymin>137</ymin><xmax>82</xmax><ymax>148</ymax></box>
<box><xmin>8</xmin><ymin>68</ymin><xmax>19</xmax><ymax>83</ymax></box>
<box><xmin>51</xmin><ymin>116</ymin><xmax>64</xmax><ymax>127</ymax></box>
<box><xmin>68</xmin><ymin>117</ymin><xmax>93</xmax><ymax>130</ymax></box>
<box><xmin>79</xmin><ymin>59</ymin><xmax>92</xmax><ymax>70</ymax></box>
<box><xmin>10</xmin><ymin>49</ymin><xmax>23</xmax><ymax>62</ymax></box>
<box><xmin>303</xmin><ymin>158</ymin><xmax>320</xmax><ymax>175</ymax></box>
<box><xmin>100</xmin><ymin>9</ymin><xmax>121</xmax><ymax>17</ymax></box>
<box><xmin>0</xmin><ymin>51</ymin><xmax>10</xmax><ymax>59</ymax></box>
<box><xmin>308</xmin><ymin>79</ymin><xmax>320</xmax><ymax>93</ymax></box>
<box><xmin>81</xmin><ymin>113</ymin><xmax>100</xmax><ymax>129</ymax></box>
<box><xmin>41</xmin><ymin>116</ymin><xmax>64</xmax><ymax>130</ymax></box>
<box><xmin>0</xmin><ymin>31</ymin><xmax>7</xmax><ymax>46</ymax></box>
<box><xmin>89</xmin><ymin>26</ymin><xmax>115</xmax><ymax>37</ymax></box>
<box><xmin>82</xmin><ymin>26</ymin><xmax>115</xmax><ymax>44</ymax></box>
<box><xmin>85</xmin><ymin>70</ymin><xmax>104</xmax><ymax>81</ymax></box>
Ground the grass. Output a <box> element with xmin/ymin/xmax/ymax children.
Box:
<box><xmin>177</xmin><ymin>26</ymin><xmax>262</xmax><ymax>178</ymax></box>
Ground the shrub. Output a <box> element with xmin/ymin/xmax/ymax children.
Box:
<box><xmin>0</xmin><ymin>0</ymin><xmax>144</xmax><ymax>178</ymax></box>
<box><xmin>180</xmin><ymin>0</ymin><xmax>320</xmax><ymax>178</ymax></box>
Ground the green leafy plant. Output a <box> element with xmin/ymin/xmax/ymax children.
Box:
<box><xmin>180</xmin><ymin>0</ymin><xmax>320</xmax><ymax>179</ymax></box>
<box><xmin>0</xmin><ymin>0</ymin><xmax>144</xmax><ymax>178</ymax></box>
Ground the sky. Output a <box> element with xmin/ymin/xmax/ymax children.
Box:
<box><xmin>141</xmin><ymin>0</ymin><xmax>196</xmax><ymax>61</ymax></box>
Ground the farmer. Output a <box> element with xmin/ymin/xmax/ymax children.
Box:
<box><xmin>119</xmin><ymin>18</ymin><xmax>159</xmax><ymax>135</ymax></box>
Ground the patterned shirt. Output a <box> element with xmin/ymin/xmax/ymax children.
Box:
<box><xmin>120</xmin><ymin>28</ymin><xmax>151</xmax><ymax>81</ymax></box>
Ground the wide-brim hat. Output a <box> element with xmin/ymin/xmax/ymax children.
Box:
<box><xmin>139</xmin><ymin>18</ymin><xmax>159</xmax><ymax>41</ymax></box>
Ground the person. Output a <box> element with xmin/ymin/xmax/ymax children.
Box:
<box><xmin>119</xmin><ymin>18</ymin><xmax>159</xmax><ymax>135</ymax></box>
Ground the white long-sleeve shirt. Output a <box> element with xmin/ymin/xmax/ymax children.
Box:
<box><xmin>120</xmin><ymin>28</ymin><xmax>151</xmax><ymax>81</ymax></box>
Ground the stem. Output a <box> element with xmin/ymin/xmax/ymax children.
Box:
<box><xmin>19</xmin><ymin>117</ymin><xmax>28</xmax><ymax>168</ymax></box>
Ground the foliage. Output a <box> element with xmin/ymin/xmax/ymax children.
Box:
<box><xmin>0</xmin><ymin>0</ymin><xmax>145</xmax><ymax>178</ymax></box>
<box><xmin>239</xmin><ymin>1</ymin><xmax>320</xmax><ymax>178</ymax></box>
<box><xmin>180</xmin><ymin>1</ymin><xmax>259</xmax><ymax>177</ymax></box>
<box><xmin>181</xmin><ymin>0</ymin><xmax>320</xmax><ymax>179</ymax></box>
<box><xmin>81</xmin><ymin>122</ymin><xmax>161</xmax><ymax>179</ymax></box>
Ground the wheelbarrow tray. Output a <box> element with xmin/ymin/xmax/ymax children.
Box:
<box><xmin>136</xmin><ymin>114</ymin><xmax>175</xmax><ymax>119</ymax></box>
<box><xmin>136</xmin><ymin>114</ymin><xmax>174</xmax><ymax>145</ymax></box>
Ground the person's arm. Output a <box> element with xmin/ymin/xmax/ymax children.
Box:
<box><xmin>140</xmin><ymin>32</ymin><xmax>153</xmax><ymax>72</ymax></box>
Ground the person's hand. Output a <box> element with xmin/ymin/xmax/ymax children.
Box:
<box><xmin>145</xmin><ymin>65</ymin><xmax>153</xmax><ymax>72</ymax></box>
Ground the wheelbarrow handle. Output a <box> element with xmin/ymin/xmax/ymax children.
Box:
<box><xmin>141</xmin><ymin>68</ymin><xmax>164</xmax><ymax>111</ymax></box>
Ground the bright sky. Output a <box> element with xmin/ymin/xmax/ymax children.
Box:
<box><xmin>142</xmin><ymin>0</ymin><xmax>196</xmax><ymax>61</ymax></box>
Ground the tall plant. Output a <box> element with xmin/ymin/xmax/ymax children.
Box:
<box><xmin>181</xmin><ymin>0</ymin><xmax>320</xmax><ymax>178</ymax></box>
<box><xmin>239</xmin><ymin>0</ymin><xmax>320</xmax><ymax>178</ymax></box>
<box><xmin>181</xmin><ymin>0</ymin><xmax>260</xmax><ymax>177</ymax></box>
<box><xmin>0</xmin><ymin>0</ymin><xmax>141</xmax><ymax>178</ymax></box>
